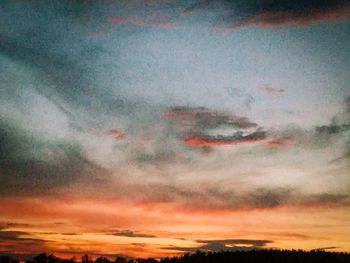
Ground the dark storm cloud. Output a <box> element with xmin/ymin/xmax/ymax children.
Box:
<box><xmin>165</xmin><ymin>239</ymin><xmax>272</xmax><ymax>252</ymax></box>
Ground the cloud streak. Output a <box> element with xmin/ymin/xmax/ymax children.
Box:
<box><xmin>183</xmin><ymin>131</ymin><xmax>266</xmax><ymax>147</ymax></box>
<box><xmin>108</xmin><ymin>230</ymin><xmax>156</xmax><ymax>238</ymax></box>
<box><xmin>225</xmin><ymin>2</ymin><xmax>350</xmax><ymax>30</ymax></box>
<box><xmin>110</xmin><ymin>16</ymin><xmax>177</xmax><ymax>29</ymax></box>
<box><xmin>165</xmin><ymin>239</ymin><xmax>273</xmax><ymax>253</ymax></box>
<box><xmin>184</xmin><ymin>0</ymin><xmax>350</xmax><ymax>30</ymax></box>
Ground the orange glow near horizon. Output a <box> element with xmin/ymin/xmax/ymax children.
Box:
<box><xmin>1</xmin><ymin>197</ymin><xmax>350</xmax><ymax>259</ymax></box>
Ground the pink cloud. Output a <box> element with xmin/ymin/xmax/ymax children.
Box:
<box><xmin>183</xmin><ymin>134</ymin><xmax>266</xmax><ymax>147</ymax></box>
<box><xmin>261</xmin><ymin>85</ymin><xmax>286</xmax><ymax>94</ymax></box>
<box><xmin>267</xmin><ymin>136</ymin><xmax>294</xmax><ymax>148</ymax></box>
<box><xmin>104</xmin><ymin>128</ymin><xmax>127</xmax><ymax>140</ymax></box>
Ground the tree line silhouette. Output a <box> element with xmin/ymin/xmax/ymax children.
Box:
<box><xmin>1</xmin><ymin>249</ymin><xmax>350</xmax><ymax>263</ymax></box>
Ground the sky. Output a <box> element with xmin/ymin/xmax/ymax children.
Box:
<box><xmin>0</xmin><ymin>0</ymin><xmax>350</xmax><ymax>260</ymax></box>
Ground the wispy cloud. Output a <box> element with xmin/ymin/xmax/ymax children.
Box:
<box><xmin>183</xmin><ymin>131</ymin><xmax>266</xmax><ymax>147</ymax></box>
<box><xmin>267</xmin><ymin>136</ymin><xmax>294</xmax><ymax>149</ymax></box>
<box><xmin>104</xmin><ymin>129</ymin><xmax>128</xmax><ymax>140</ymax></box>
<box><xmin>225</xmin><ymin>2</ymin><xmax>350</xmax><ymax>30</ymax></box>
<box><xmin>0</xmin><ymin>229</ymin><xmax>51</xmax><ymax>260</ymax></box>
<box><xmin>108</xmin><ymin>230</ymin><xmax>156</xmax><ymax>238</ymax></box>
<box><xmin>261</xmin><ymin>85</ymin><xmax>286</xmax><ymax>94</ymax></box>
<box><xmin>183</xmin><ymin>0</ymin><xmax>350</xmax><ymax>30</ymax></box>
<box><xmin>110</xmin><ymin>16</ymin><xmax>177</xmax><ymax>29</ymax></box>
<box><xmin>311</xmin><ymin>246</ymin><xmax>339</xmax><ymax>251</ymax></box>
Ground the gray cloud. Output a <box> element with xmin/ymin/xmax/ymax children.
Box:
<box><xmin>164</xmin><ymin>106</ymin><xmax>266</xmax><ymax>147</ymax></box>
<box><xmin>165</xmin><ymin>239</ymin><xmax>273</xmax><ymax>253</ymax></box>
<box><xmin>108</xmin><ymin>230</ymin><xmax>156</xmax><ymax>238</ymax></box>
<box><xmin>311</xmin><ymin>246</ymin><xmax>339</xmax><ymax>251</ymax></box>
<box><xmin>112</xmin><ymin>181</ymin><xmax>349</xmax><ymax>210</ymax></box>
<box><xmin>0</xmin><ymin>1</ymin><xmax>349</xmax><ymax>214</ymax></box>
<box><xmin>248</xmin><ymin>187</ymin><xmax>293</xmax><ymax>208</ymax></box>
<box><xmin>0</xmin><ymin>229</ymin><xmax>51</xmax><ymax>259</ymax></box>
<box><xmin>0</xmin><ymin>118</ymin><xmax>104</xmax><ymax>196</ymax></box>
<box><xmin>316</xmin><ymin>123</ymin><xmax>350</xmax><ymax>134</ymax></box>
<box><xmin>183</xmin><ymin>0</ymin><xmax>350</xmax><ymax>29</ymax></box>
<box><xmin>314</xmin><ymin>96</ymin><xmax>350</xmax><ymax>160</ymax></box>
<box><xmin>0</xmin><ymin>1</ymin><xmax>164</xmax><ymax>196</ymax></box>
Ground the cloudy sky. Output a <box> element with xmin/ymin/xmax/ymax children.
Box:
<box><xmin>1</xmin><ymin>0</ymin><xmax>350</xmax><ymax>260</ymax></box>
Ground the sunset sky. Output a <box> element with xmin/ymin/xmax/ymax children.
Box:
<box><xmin>1</xmin><ymin>0</ymin><xmax>350</xmax><ymax>260</ymax></box>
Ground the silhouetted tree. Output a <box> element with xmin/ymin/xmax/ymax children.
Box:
<box><xmin>94</xmin><ymin>257</ymin><xmax>110</xmax><ymax>263</ymax></box>
<box><xmin>0</xmin><ymin>256</ymin><xmax>19</xmax><ymax>263</ymax></box>
<box><xmin>17</xmin><ymin>249</ymin><xmax>350</xmax><ymax>263</ymax></box>
<box><xmin>114</xmin><ymin>256</ymin><xmax>127</xmax><ymax>263</ymax></box>
<box><xmin>28</xmin><ymin>253</ymin><xmax>60</xmax><ymax>263</ymax></box>
<box><xmin>48</xmin><ymin>254</ymin><xmax>60</xmax><ymax>263</ymax></box>
<box><xmin>61</xmin><ymin>258</ymin><xmax>76</xmax><ymax>263</ymax></box>
<box><xmin>159</xmin><ymin>249</ymin><xmax>350</xmax><ymax>263</ymax></box>
<box><xmin>81</xmin><ymin>255</ymin><xmax>93</xmax><ymax>263</ymax></box>
<box><xmin>136</xmin><ymin>258</ymin><xmax>158</xmax><ymax>263</ymax></box>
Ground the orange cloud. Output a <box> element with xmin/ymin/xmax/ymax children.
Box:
<box><xmin>267</xmin><ymin>136</ymin><xmax>294</xmax><ymax>148</ymax></box>
<box><xmin>86</xmin><ymin>128</ymin><xmax>127</xmax><ymax>140</ymax></box>
<box><xmin>2</xmin><ymin>196</ymin><xmax>350</xmax><ymax>258</ymax></box>
<box><xmin>184</xmin><ymin>133</ymin><xmax>266</xmax><ymax>147</ymax></box>
<box><xmin>110</xmin><ymin>16</ymin><xmax>177</xmax><ymax>29</ymax></box>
